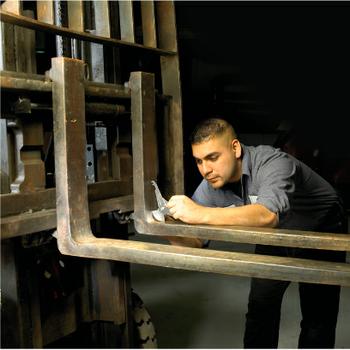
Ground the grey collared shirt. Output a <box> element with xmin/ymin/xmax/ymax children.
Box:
<box><xmin>192</xmin><ymin>144</ymin><xmax>340</xmax><ymax>230</ymax></box>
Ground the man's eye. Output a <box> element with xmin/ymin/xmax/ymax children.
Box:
<box><xmin>208</xmin><ymin>156</ymin><xmax>218</xmax><ymax>161</ymax></box>
<box><xmin>196</xmin><ymin>159</ymin><xmax>202</xmax><ymax>165</ymax></box>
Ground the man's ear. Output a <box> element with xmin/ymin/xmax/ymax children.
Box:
<box><xmin>232</xmin><ymin>139</ymin><xmax>242</xmax><ymax>158</ymax></box>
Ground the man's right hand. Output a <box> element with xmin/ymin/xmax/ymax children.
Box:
<box><xmin>167</xmin><ymin>195</ymin><xmax>206</xmax><ymax>224</ymax></box>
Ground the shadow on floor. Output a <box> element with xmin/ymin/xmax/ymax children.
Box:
<box><xmin>130</xmin><ymin>235</ymin><xmax>350</xmax><ymax>348</ymax></box>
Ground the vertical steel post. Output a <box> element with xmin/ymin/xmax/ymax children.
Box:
<box><xmin>130</xmin><ymin>71</ymin><xmax>159</xmax><ymax>224</ymax></box>
<box><xmin>51</xmin><ymin>57</ymin><xmax>92</xmax><ymax>243</ymax></box>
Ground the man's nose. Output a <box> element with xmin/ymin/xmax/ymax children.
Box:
<box><xmin>202</xmin><ymin>161</ymin><xmax>212</xmax><ymax>176</ymax></box>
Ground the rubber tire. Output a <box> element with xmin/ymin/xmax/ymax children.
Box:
<box><xmin>132</xmin><ymin>291</ymin><xmax>158</xmax><ymax>348</ymax></box>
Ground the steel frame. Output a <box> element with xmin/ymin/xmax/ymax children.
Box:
<box><xmin>0</xmin><ymin>9</ymin><xmax>176</xmax><ymax>55</ymax></box>
<box><xmin>50</xmin><ymin>57</ymin><xmax>350</xmax><ymax>286</ymax></box>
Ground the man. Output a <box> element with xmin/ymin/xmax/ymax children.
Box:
<box><xmin>166</xmin><ymin>118</ymin><xmax>347</xmax><ymax>348</ymax></box>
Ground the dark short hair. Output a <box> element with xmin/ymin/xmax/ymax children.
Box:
<box><xmin>190</xmin><ymin>118</ymin><xmax>237</xmax><ymax>144</ymax></box>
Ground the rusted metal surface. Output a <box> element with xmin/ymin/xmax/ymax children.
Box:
<box><xmin>156</xmin><ymin>2</ymin><xmax>176</xmax><ymax>51</ymax></box>
<box><xmin>89</xmin><ymin>260</ymin><xmax>126</xmax><ymax>323</ymax></box>
<box><xmin>111</xmin><ymin>146</ymin><xmax>133</xmax><ymax>181</ymax></box>
<box><xmin>137</xmin><ymin>220</ymin><xmax>350</xmax><ymax>252</ymax></box>
<box><xmin>86</xmin><ymin>180</ymin><xmax>132</xmax><ymax>201</ymax></box>
<box><xmin>141</xmin><ymin>2</ymin><xmax>157</xmax><ymax>48</ymax></box>
<box><xmin>0</xmin><ymin>99</ymin><xmax>126</xmax><ymax>117</ymax></box>
<box><xmin>7</xmin><ymin>119</ymin><xmax>45</xmax><ymax>193</ymax></box>
<box><xmin>118</xmin><ymin>0</ymin><xmax>135</xmax><ymax>43</ymax></box>
<box><xmin>85</xmin><ymin>80</ymin><xmax>130</xmax><ymax>99</ymax></box>
<box><xmin>0</xmin><ymin>70</ymin><xmax>131</xmax><ymax>98</ymax></box>
<box><xmin>0</xmin><ymin>21</ymin><xmax>16</xmax><ymax>71</ymax></box>
<box><xmin>1</xmin><ymin>209</ymin><xmax>57</xmax><ymax>239</ymax></box>
<box><xmin>0</xmin><ymin>71</ymin><xmax>52</xmax><ymax>92</ymax></box>
<box><xmin>94</xmin><ymin>0</ymin><xmax>110</xmax><ymax>38</ymax></box>
<box><xmin>48</xmin><ymin>236</ymin><xmax>350</xmax><ymax>286</ymax></box>
<box><xmin>53</xmin><ymin>0</ymin><xmax>71</xmax><ymax>57</ymax></box>
<box><xmin>67</xmin><ymin>1</ymin><xmax>84</xmax><ymax>31</ymax></box>
<box><xmin>96</xmin><ymin>151</ymin><xmax>109</xmax><ymax>181</ymax></box>
<box><xmin>1</xmin><ymin>0</ymin><xmax>21</xmax><ymax>15</ymax></box>
<box><xmin>0</xmin><ymin>182</ymin><xmax>108</xmax><ymax>236</ymax></box>
<box><xmin>51</xmin><ymin>57</ymin><xmax>94</xmax><ymax>243</ymax></box>
<box><xmin>41</xmin><ymin>292</ymin><xmax>77</xmax><ymax>345</ymax></box>
<box><xmin>156</xmin><ymin>1</ymin><xmax>184</xmax><ymax>197</ymax></box>
<box><xmin>130</xmin><ymin>71</ymin><xmax>159</xmax><ymax>217</ymax></box>
<box><xmin>90</xmin><ymin>1</ymin><xmax>110</xmax><ymax>82</ymax></box>
<box><xmin>67</xmin><ymin>0</ymin><xmax>83</xmax><ymax>59</ymax></box>
<box><xmin>0</xmin><ymin>9</ymin><xmax>176</xmax><ymax>55</ymax></box>
<box><xmin>89</xmin><ymin>195</ymin><xmax>133</xmax><ymax>218</ymax></box>
<box><xmin>1</xmin><ymin>195</ymin><xmax>133</xmax><ymax>239</ymax></box>
<box><xmin>37</xmin><ymin>1</ymin><xmax>54</xmax><ymax>24</ymax></box>
<box><xmin>15</xmin><ymin>10</ymin><xmax>36</xmax><ymax>73</ymax></box>
<box><xmin>49</xmin><ymin>58</ymin><xmax>350</xmax><ymax>286</ymax></box>
<box><xmin>1</xmin><ymin>240</ymin><xmax>36</xmax><ymax>347</ymax></box>
<box><xmin>1</xmin><ymin>180</ymin><xmax>132</xmax><ymax>217</ymax></box>
<box><xmin>0</xmin><ymin>2</ymin><xmax>36</xmax><ymax>74</ymax></box>
<box><xmin>0</xmin><ymin>119</ymin><xmax>10</xmax><ymax>193</ymax></box>
<box><xmin>86</xmin><ymin>102</ymin><xmax>127</xmax><ymax>116</ymax></box>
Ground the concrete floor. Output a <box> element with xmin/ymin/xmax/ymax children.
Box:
<box><xmin>130</xmin><ymin>236</ymin><xmax>350</xmax><ymax>348</ymax></box>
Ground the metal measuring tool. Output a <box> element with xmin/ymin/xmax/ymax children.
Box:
<box><xmin>151</xmin><ymin>180</ymin><xmax>170</xmax><ymax>222</ymax></box>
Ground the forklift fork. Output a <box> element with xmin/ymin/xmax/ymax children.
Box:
<box><xmin>52</xmin><ymin>57</ymin><xmax>350</xmax><ymax>287</ymax></box>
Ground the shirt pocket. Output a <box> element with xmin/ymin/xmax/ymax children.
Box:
<box><xmin>248</xmin><ymin>194</ymin><xmax>258</xmax><ymax>204</ymax></box>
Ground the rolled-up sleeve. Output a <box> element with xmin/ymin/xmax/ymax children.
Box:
<box><xmin>192</xmin><ymin>180</ymin><xmax>216</xmax><ymax>207</ymax></box>
<box><xmin>255</xmin><ymin>153</ymin><xmax>297</xmax><ymax>215</ymax></box>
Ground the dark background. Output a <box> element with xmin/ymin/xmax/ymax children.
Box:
<box><xmin>18</xmin><ymin>1</ymin><xmax>350</xmax><ymax>208</ymax></box>
<box><xmin>174</xmin><ymin>2</ymin><xmax>350</xmax><ymax>205</ymax></box>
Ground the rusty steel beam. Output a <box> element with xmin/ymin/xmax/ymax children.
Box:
<box><xmin>1</xmin><ymin>0</ymin><xmax>21</xmax><ymax>14</ymax></box>
<box><xmin>2</xmin><ymin>209</ymin><xmax>57</xmax><ymax>239</ymax></box>
<box><xmin>119</xmin><ymin>0</ymin><xmax>134</xmax><ymax>43</ymax></box>
<box><xmin>89</xmin><ymin>0</ymin><xmax>111</xmax><ymax>83</ymax></box>
<box><xmin>7</xmin><ymin>119</ymin><xmax>46</xmax><ymax>193</ymax></box>
<box><xmin>0</xmin><ymin>71</ymin><xmax>52</xmax><ymax>92</ymax></box>
<box><xmin>0</xmin><ymin>70</ymin><xmax>131</xmax><ymax>98</ymax></box>
<box><xmin>37</xmin><ymin>1</ymin><xmax>54</xmax><ymax>25</ymax></box>
<box><xmin>1</xmin><ymin>180</ymin><xmax>132</xmax><ymax>217</ymax></box>
<box><xmin>1</xmin><ymin>195</ymin><xmax>133</xmax><ymax>239</ymax></box>
<box><xmin>0</xmin><ymin>100</ymin><xmax>127</xmax><ymax>117</ymax></box>
<box><xmin>85</xmin><ymin>102</ymin><xmax>127</xmax><ymax>117</ymax></box>
<box><xmin>84</xmin><ymin>80</ymin><xmax>130</xmax><ymax>99</ymax></box>
<box><xmin>0</xmin><ymin>10</ymin><xmax>176</xmax><ymax>55</ymax></box>
<box><xmin>156</xmin><ymin>1</ymin><xmax>184</xmax><ymax>197</ymax></box>
<box><xmin>0</xmin><ymin>70</ymin><xmax>170</xmax><ymax>102</ymax></box>
<box><xmin>49</xmin><ymin>57</ymin><xmax>350</xmax><ymax>286</ymax></box>
<box><xmin>141</xmin><ymin>1</ymin><xmax>157</xmax><ymax>48</ymax></box>
<box><xmin>136</xmin><ymin>220</ymin><xmax>350</xmax><ymax>252</ymax></box>
<box><xmin>1</xmin><ymin>179</ymin><xmax>133</xmax><ymax>239</ymax></box>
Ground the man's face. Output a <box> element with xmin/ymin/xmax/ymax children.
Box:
<box><xmin>192</xmin><ymin>133</ymin><xmax>242</xmax><ymax>189</ymax></box>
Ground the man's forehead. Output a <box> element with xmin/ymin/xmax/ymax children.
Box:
<box><xmin>192</xmin><ymin>136</ymin><xmax>227</xmax><ymax>158</ymax></box>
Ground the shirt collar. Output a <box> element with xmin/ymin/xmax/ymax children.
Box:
<box><xmin>241</xmin><ymin>143</ymin><xmax>252</xmax><ymax>179</ymax></box>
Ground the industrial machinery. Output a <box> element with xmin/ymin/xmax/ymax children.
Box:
<box><xmin>1</xmin><ymin>1</ymin><xmax>349</xmax><ymax>348</ymax></box>
<box><xmin>1</xmin><ymin>1</ymin><xmax>181</xmax><ymax>347</ymax></box>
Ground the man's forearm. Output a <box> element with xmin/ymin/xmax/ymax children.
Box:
<box><xmin>167</xmin><ymin>195</ymin><xmax>278</xmax><ymax>228</ymax></box>
<box><xmin>198</xmin><ymin>203</ymin><xmax>278</xmax><ymax>227</ymax></box>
